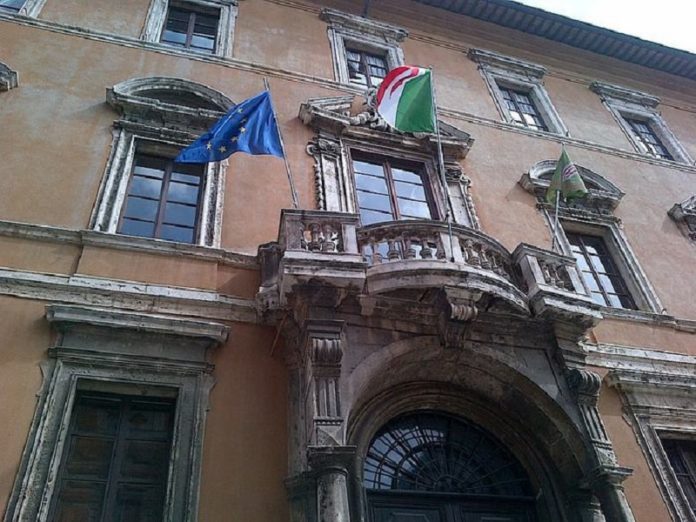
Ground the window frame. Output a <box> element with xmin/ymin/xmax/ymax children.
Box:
<box><xmin>590</xmin><ymin>81</ymin><xmax>692</xmax><ymax>164</ymax></box>
<box><xmin>94</xmin><ymin>77</ymin><xmax>232</xmax><ymax>248</ymax></box>
<box><xmin>469</xmin><ymin>48</ymin><xmax>569</xmax><ymax>136</ymax></box>
<box><xmin>142</xmin><ymin>0</ymin><xmax>238</xmax><ymax>58</ymax></box>
<box><xmin>4</xmin><ymin>304</ymin><xmax>227</xmax><ymax>522</ymax></box>
<box><xmin>0</xmin><ymin>0</ymin><xmax>45</xmax><ymax>16</ymax></box>
<box><xmin>118</xmin><ymin>149</ymin><xmax>206</xmax><ymax>244</ymax></box>
<box><xmin>320</xmin><ymin>8</ymin><xmax>407</xmax><ymax>89</ymax></box>
<box><xmin>609</xmin><ymin>370</ymin><xmax>696</xmax><ymax>522</ymax></box>
<box><xmin>349</xmin><ymin>150</ymin><xmax>442</xmax><ymax>225</ymax></box>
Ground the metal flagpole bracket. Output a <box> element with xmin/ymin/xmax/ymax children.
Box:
<box><xmin>263</xmin><ymin>77</ymin><xmax>300</xmax><ymax>209</ymax></box>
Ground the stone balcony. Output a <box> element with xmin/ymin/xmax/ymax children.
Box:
<box><xmin>258</xmin><ymin>210</ymin><xmax>601</xmax><ymax>326</ymax></box>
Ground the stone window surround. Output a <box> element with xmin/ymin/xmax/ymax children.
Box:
<box><xmin>0</xmin><ymin>0</ymin><xmax>45</xmax><ymax>17</ymax></box>
<box><xmin>301</xmin><ymin>96</ymin><xmax>479</xmax><ymax>230</ymax></box>
<box><xmin>468</xmin><ymin>48</ymin><xmax>569</xmax><ymax>136</ymax></box>
<box><xmin>142</xmin><ymin>0</ymin><xmax>238</xmax><ymax>58</ymax></box>
<box><xmin>608</xmin><ymin>370</ymin><xmax>696</xmax><ymax>522</ymax></box>
<box><xmin>91</xmin><ymin>77</ymin><xmax>230</xmax><ymax>248</ymax></box>
<box><xmin>590</xmin><ymin>81</ymin><xmax>692</xmax><ymax>164</ymax></box>
<box><xmin>320</xmin><ymin>8</ymin><xmax>407</xmax><ymax>88</ymax></box>
<box><xmin>521</xmin><ymin>160</ymin><xmax>663</xmax><ymax>315</ymax></box>
<box><xmin>4</xmin><ymin>304</ymin><xmax>228</xmax><ymax>522</ymax></box>
<box><xmin>0</xmin><ymin>61</ymin><xmax>18</xmax><ymax>91</ymax></box>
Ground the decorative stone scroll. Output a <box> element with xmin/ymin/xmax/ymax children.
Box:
<box><xmin>668</xmin><ymin>195</ymin><xmax>696</xmax><ymax>241</ymax></box>
<box><xmin>0</xmin><ymin>62</ymin><xmax>18</xmax><ymax>92</ymax></box>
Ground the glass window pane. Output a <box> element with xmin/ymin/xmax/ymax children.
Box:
<box><xmin>123</xmin><ymin>198</ymin><xmax>159</xmax><ymax>221</ymax></box>
<box><xmin>64</xmin><ymin>437</ymin><xmax>114</xmax><ymax>478</ymax></box>
<box><xmin>357</xmin><ymin>192</ymin><xmax>392</xmax><ymax>213</ymax></box>
<box><xmin>130</xmin><ymin>177</ymin><xmax>163</xmax><ymax>199</ymax></box>
<box><xmin>159</xmin><ymin>225</ymin><xmax>194</xmax><ymax>243</ymax></box>
<box><xmin>120</xmin><ymin>441</ymin><xmax>171</xmax><ymax>481</ymax></box>
<box><xmin>120</xmin><ymin>219</ymin><xmax>155</xmax><ymax>238</ymax></box>
<box><xmin>170</xmin><ymin>171</ymin><xmax>201</xmax><ymax>184</ymax></box>
<box><xmin>163</xmin><ymin>202</ymin><xmax>196</xmax><ymax>227</ymax></box>
<box><xmin>0</xmin><ymin>0</ymin><xmax>25</xmax><ymax>10</ymax></box>
<box><xmin>191</xmin><ymin>35</ymin><xmax>215</xmax><ymax>51</ymax></box>
<box><xmin>391</xmin><ymin>167</ymin><xmax>421</xmax><ymax>183</ymax></box>
<box><xmin>355</xmin><ymin>173</ymin><xmax>388</xmax><ymax>194</ymax></box>
<box><xmin>54</xmin><ymin>481</ymin><xmax>106</xmax><ymax>522</ymax></box>
<box><xmin>353</xmin><ymin>160</ymin><xmax>384</xmax><ymax>177</ymax></box>
<box><xmin>167</xmin><ymin>182</ymin><xmax>199</xmax><ymax>204</ymax></box>
<box><xmin>394</xmin><ymin>180</ymin><xmax>426</xmax><ymax>200</ymax></box>
<box><xmin>113</xmin><ymin>484</ymin><xmax>166</xmax><ymax>522</ymax></box>
<box><xmin>398</xmin><ymin>199</ymin><xmax>431</xmax><ymax>219</ymax></box>
<box><xmin>360</xmin><ymin>209</ymin><xmax>392</xmax><ymax>226</ymax></box>
<box><xmin>161</xmin><ymin>30</ymin><xmax>187</xmax><ymax>45</ymax></box>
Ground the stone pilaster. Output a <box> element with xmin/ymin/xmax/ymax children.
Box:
<box><xmin>308</xmin><ymin>446</ymin><xmax>356</xmax><ymax>522</ymax></box>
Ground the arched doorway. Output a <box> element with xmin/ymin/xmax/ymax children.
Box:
<box><xmin>364</xmin><ymin>411</ymin><xmax>538</xmax><ymax>522</ymax></box>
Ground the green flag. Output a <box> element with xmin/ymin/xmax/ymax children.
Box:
<box><xmin>546</xmin><ymin>148</ymin><xmax>588</xmax><ymax>204</ymax></box>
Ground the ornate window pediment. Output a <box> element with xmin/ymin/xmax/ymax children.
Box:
<box><xmin>300</xmin><ymin>96</ymin><xmax>479</xmax><ymax>228</ymax></box>
<box><xmin>0</xmin><ymin>61</ymin><xmax>18</xmax><ymax>92</ymax></box>
<box><xmin>93</xmin><ymin>77</ymin><xmax>231</xmax><ymax>247</ymax></box>
<box><xmin>520</xmin><ymin>159</ymin><xmax>624</xmax><ymax>216</ymax></box>
<box><xmin>669</xmin><ymin>195</ymin><xmax>696</xmax><ymax>241</ymax></box>
<box><xmin>106</xmin><ymin>76</ymin><xmax>232</xmax><ymax>132</ymax></box>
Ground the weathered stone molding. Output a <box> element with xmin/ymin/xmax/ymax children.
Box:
<box><xmin>142</xmin><ymin>0</ymin><xmax>238</xmax><ymax>58</ymax></box>
<box><xmin>668</xmin><ymin>194</ymin><xmax>696</xmax><ymax>241</ymax></box>
<box><xmin>320</xmin><ymin>8</ymin><xmax>406</xmax><ymax>87</ymax></box>
<box><xmin>0</xmin><ymin>218</ymin><xmax>257</xmax><ymax>267</ymax></box>
<box><xmin>0</xmin><ymin>267</ymin><xmax>258</xmax><ymax>323</ymax></box>
<box><xmin>2</xmin><ymin>12</ymin><xmax>696</xmax><ymax>173</ymax></box>
<box><xmin>608</xmin><ymin>369</ymin><xmax>696</xmax><ymax>522</ymax></box>
<box><xmin>46</xmin><ymin>304</ymin><xmax>230</xmax><ymax>343</ymax></box>
<box><xmin>4</xmin><ymin>304</ymin><xmax>224</xmax><ymax>522</ymax></box>
<box><xmin>468</xmin><ymin>47</ymin><xmax>569</xmax><ymax>136</ymax></box>
<box><xmin>590</xmin><ymin>80</ymin><xmax>693</xmax><ymax>164</ymax></box>
<box><xmin>520</xmin><ymin>159</ymin><xmax>625</xmax><ymax>214</ymax></box>
<box><xmin>586</xmin><ymin>343</ymin><xmax>696</xmax><ymax>372</ymax></box>
<box><xmin>0</xmin><ymin>61</ymin><xmax>18</xmax><ymax>91</ymax></box>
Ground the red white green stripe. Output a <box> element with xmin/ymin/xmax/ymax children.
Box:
<box><xmin>375</xmin><ymin>66</ymin><xmax>435</xmax><ymax>133</ymax></box>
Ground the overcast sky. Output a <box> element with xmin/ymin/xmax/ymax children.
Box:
<box><xmin>515</xmin><ymin>0</ymin><xmax>696</xmax><ymax>54</ymax></box>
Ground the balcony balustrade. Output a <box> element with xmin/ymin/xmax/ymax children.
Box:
<box><xmin>259</xmin><ymin>210</ymin><xmax>601</xmax><ymax>325</ymax></box>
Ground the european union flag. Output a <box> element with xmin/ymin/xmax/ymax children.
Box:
<box><xmin>175</xmin><ymin>90</ymin><xmax>283</xmax><ymax>163</ymax></box>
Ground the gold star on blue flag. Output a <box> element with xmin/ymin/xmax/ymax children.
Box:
<box><xmin>175</xmin><ymin>91</ymin><xmax>283</xmax><ymax>163</ymax></box>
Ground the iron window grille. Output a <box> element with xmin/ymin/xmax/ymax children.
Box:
<box><xmin>345</xmin><ymin>48</ymin><xmax>389</xmax><ymax>88</ymax></box>
<box><xmin>49</xmin><ymin>391</ymin><xmax>175</xmax><ymax>522</ymax></box>
<box><xmin>118</xmin><ymin>153</ymin><xmax>204</xmax><ymax>244</ymax></box>
<box><xmin>566</xmin><ymin>232</ymin><xmax>637</xmax><ymax>310</ymax></box>
<box><xmin>498</xmin><ymin>86</ymin><xmax>548</xmax><ymax>131</ymax></box>
<box><xmin>160</xmin><ymin>2</ymin><xmax>219</xmax><ymax>53</ymax></box>
<box><xmin>623</xmin><ymin>117</ymin><xmax>674</xmax><ymax>160</ymax></box>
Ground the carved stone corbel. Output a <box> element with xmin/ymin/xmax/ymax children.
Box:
<box><xmin>304</xmin><ymin>320</ymin><xmax>346</xmax><ymax>447</ymax></box>
<box><xmin>437</xmin><ymin>288</ymin><xmax>481</xmax><ymax>349</ymax></box>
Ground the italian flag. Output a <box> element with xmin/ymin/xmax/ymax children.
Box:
<box><xmin>375</xmin><ymin>66</ymin><xmax>435</xmax><ymax>133</ymax></box>
<box><xmin>546</xmin><ymin>148</ymin><xmax>588</xmax><ymax>203</ymax></box>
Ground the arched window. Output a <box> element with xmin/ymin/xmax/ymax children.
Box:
<box><xmin>91</xmin><ymin>77</ymin><xmax>232</xmax><ymax>247</ymax></box>
<box><xmin>364</xmin><ymin>412</ymin><xmax>537</xmax><ymax>522</ymax></box>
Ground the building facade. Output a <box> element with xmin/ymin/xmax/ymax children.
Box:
<box><xmin>1</xmin><ymin>0</ymin><xmax>695</xmax><ymax>521</ymax></box>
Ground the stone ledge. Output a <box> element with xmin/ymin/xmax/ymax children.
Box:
<box><xmin>46</xmin><ymin>304</ymin><xmax>230</xmax><ymax>344</ymax></box>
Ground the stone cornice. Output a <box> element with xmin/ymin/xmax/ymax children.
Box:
<box><xmin>589</xmin><ymin>80</ymin><xmax>661</xmax><ymax>108</ymax></box>
<box><xmin>319</xmin><ymin>8</ymin><xmax>408</xmax><ymax>42</ymax></box>
<box><xmin>467</xmin><ymin>48</ymin><xmax>547</xmax><ymax>79</ymax></box>
<box><xmin>1</xmin><ymin>13</ymin><xmax>695</xmax><ymax>173</ymax></box>
<box><xmin>0</xmin><ymin>267</ymin><xmax>258</xmax><ymax>323</ymax></box>
<box><xmin>0</xmin><ymin>219</ymin><xmax>258</xmax><ymax>268</ymax></box>
<box><xmin>46</xmin><ymin>304</ymin><xmax>230</xmax><ymax>344</ymax></box>
<box><xmin>586</xmin><ymin>343</ymin><xmax>696</xmax><ymax>374</ymax></box>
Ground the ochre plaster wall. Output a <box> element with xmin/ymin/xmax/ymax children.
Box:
<box><xmin>0</xmin><ymin>297</ymin><xmax>51</xmax><ymax>515</ymax></box>
<box><xmin>39</xmin><ymin>0</ymin><xmax>151</xmax><ymax>38</ymax></box>
<box><xmin>596</xmin><ymin>375</ymin><xmax>672</xmax><ymax>522</ymax></box>
<box><xmin>199</xmin><ymin>323</ymin><xmax>289</xmax><ymax>521</ymax></box>
<box><xmin>0</xmin><ymin>236</ymin><xmax>80</xmax><ymax>275</ymax></box>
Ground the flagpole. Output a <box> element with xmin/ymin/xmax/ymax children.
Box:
<box><xmin>428</xmin><ymin>67</ymin><xmax>455</xmax><ymax>262</ymax></box>
<box><xmin>551</xmin><ymin>188</ymin><xmax>561</xmax><ymax>253</ymax></box>
<box><xmin>263</xmin><ymin>77</ymin><xmax>299</xmax><ymax>209</ymax></box>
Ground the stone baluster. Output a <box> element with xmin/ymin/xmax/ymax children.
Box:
<box><xmin>387</xmin><ymin>237</ymin><xmax>400</xmax><ymax>260</ymax></box>
<box><xmin>479</xmin><ymin>245</ymin><xmax>491</xmax><ymax>269</ymax></box>
<box><xmin>307</xmin><ymin>222</ymin><xmax>321</xmax><ymax>252</ymax></box>
<box><xmin>322</xmin><ymin>223</ymin><xmax>336</xmax><ymax>252</ymax></box>
<box><xmin>404</xmin><ymin>237</ymin><xmax>417</xmax><ymax>259</ymax></box>
<box><xmin>463</xmin><ymin>239</ymin><xmax>481</xmax><ymax>266</ymax></box>
<box><xmin>420</xmin><ymin>236</ymin><xmax>433</xmax><ymax>259</ymax></box>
